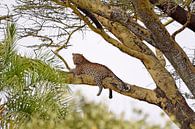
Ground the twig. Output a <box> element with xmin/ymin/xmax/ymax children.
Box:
<box><xmin>0</xmin><ymin>15</ymin><xmax>14</xmax><ymax>21</ymax></box>
<box><xmin>172</xmin><ymin>6</ymin><xmax>192</xmax><ymax>39</ymax></box>
<box><xmin>55</xmin><ymin>25</ymin><xmax>85</xmax><ymax>52</ymax></box>
<box><xmin>25</xmin><ymin>44</ymin><xmax>61</xmax><ymax>48</ymax></box>
<box><xmin>68</xmin><ymin>2</ymin><xmax>148</xmax><ymax>61</ymax></box>
<box><xmin>52</xmin><ymin>50</ymin><xmax>71</xmax><ymax>70</ymax></box>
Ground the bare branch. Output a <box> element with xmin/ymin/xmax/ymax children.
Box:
<box><xmin>62</xmin><ymin>72</ymin><xmax>159</xmax><ymax>104</ymax></box>
<box><xmin>131</xmin><ymin>0</ymin><xmax>195</xmax><ymax>98</ymax></box>
<box><xmin>172</xmin><ymin>6</ymin><xmax>192</xmax><ymax>39</ymax></box>
<box><xmin>150</xmin><ymin>0</ymin><xmax>195</xmax><ymax>32</ymax></box>
<box><xmin>0</xmin><ymin>15</ymin><xmax>13</xmax><ymax>21</ymax></box>
<box><xmin>52</xmin><ymin>50</ymin><xmax>71</xmax><ymax>70</ymax></box>
<box><xmin>55</xmin><ymin>25</ymin><xmax>85</xmax><ymax>52</ymax></box>
<box><xmin>67</xmin><ymin>2</ymin><xmax>148</xmax><ymax>61</ymax></box>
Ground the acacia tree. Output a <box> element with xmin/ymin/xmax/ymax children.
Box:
<box><xmin>0</xmin><ymin>23</ymin><xmax>171</xmax><ymax>129</ymax></box>
<box><xmin>2</xmin><ymin>0</ymin><xmax>195</xmax><ymax>128</ymax></box>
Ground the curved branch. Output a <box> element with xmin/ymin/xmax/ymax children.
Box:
<box><xmin>172</xmin><ymin>6</ymin><xmax>192</xmax><ymax>39</ymax></box>
<box><xmin>77</xmin><ymin>7</ymin><xmax>103</xmax><ymax>29</ymax></box>
<box><xmin>95</xmin><ymin>15</ymin><xmax>154</xmax><ymax>56</ymax></box>
<box><xmin>54</xmin><ymin>0</ymin><xmax>157</xmax><ymax>46</ymax></box>
<box><xmin>52</xmin><ymin>50</ymin><xmax>71</xmax><ymax>70</ymax></box>
<box><xmin>68</xmin><ymin>3</ymin><xmax>148</xmax><ymax>61</ymax></box>
<box><xmin>93</xmin><ymin>14</ymin><xmax>179</xmax><ymax>101</ymax></box>
<box><xmin>150</xmin><ymin>0</ymin><xmax>195</xmax><ymax>32</ymax></box>
<box><xmin>131</xmin><ymin>0</ymin><xmax>195</xmax><ymax>98</ymax></box>
<box><xmin>62</xmin><ymin>72</ymin><xmax>159</xmax><ymax>104</ymax></box>
<box><xmin>57</xmin><ymin>0</ymin><xmax>179</xmax><ymax>100</ymax></box>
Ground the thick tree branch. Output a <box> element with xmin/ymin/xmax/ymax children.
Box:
<box><xmin>60</xmin><ymin>71</ymin><xmax>195</xmax><ymax>128</ymax></box>
<box><xmin>150</xmin><ymin>0</ymin><xmax>195</xmax><ymax>32</ymax></box>
<box><xmin>61</xmin><ymin>72</ymin><xmax>158</xmax><ymax>104</ymax></box>
<box><xmin>131</xmin><ymin>0</ymin><xmax>195</xmax><ymax>98</ymax></box>
<box><xmin>67</xmin><ymin>3</ymin><xmax>148</xmax><ymax>61</ymax></box>
<box><xmin>95</xmin><ymin>15</ymin><xmax>154</xmax><ymax>55</ymax></box>
<box><xmin>54</xmin><ymin>0</ymin><xmax>157</xmax><ymax>46</ymax></box>
<box><xmin>95</xmin><ymin>15</ymin><xmax>179</xmax><ymax>99</ymax></box>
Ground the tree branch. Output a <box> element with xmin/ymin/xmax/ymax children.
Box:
<box><xmin>68</xmin><ymin>2</ymin><xmax>148</xmax><ymax>61</ymax></box>
<box><xmin>0</xmin><ymin>15</ymin><xmax>13</xmax><ymax>21</ymax></box>
<box><xmin>61</xmin><ymin>72</ymin><xmax>159</xmax><ymax>104</ymax></box>
<box><xmin>56</xmin><ymin>0</ymin><xmax>157</xmax><ymax>47</ymax></box>
<box><xmin>131</xmin><ymin>0</ymin><xmax>195</xmax><ymax>98</ymax></box>
<box><xmin>172</xmin><ymin>6</ymin><xmax>192</xmax><ymax>39</ymax></box>
<box><xmin>150</xmin><ymin>0</ymin><xmax>195</xmax><ymax>32</ymax></box>
<box><xmin>95</xmin><ymin>15</ymin><xmax>154</xmax><ymax>56</ymax></box>
<box><xmin>53</xmin><ymin>0</ymin><xmax>179</xmax><ymax>100</ymax></box>
<box><xmin>52</xmin><ymin>50</ymin><xmax>71</xmax><ymax>70</ymax></box>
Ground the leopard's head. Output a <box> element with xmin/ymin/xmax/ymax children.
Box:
<box><xmin>72</xmin><ymin>53</ymin><xmax>89</xmax><ymax>65</ymax></box>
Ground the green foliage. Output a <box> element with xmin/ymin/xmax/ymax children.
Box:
<box><xmin>17</xmin><ymin>97</ymin><xmax>171</xmax><ymax>129</ymax></box>
<box><xmin>0</xmin><ymin>23</ymin><xmax>68</xmax><ymax>91</ymax></box>
<box><xmin>0</xmin><ymin>23</ymin><xmax>71</xmax><ymax>128</ymax></box>
<box><xmin>0</xmin><ymin>23</ymin><xmax>172</xmax><ymax>129</ymax></box>
<box><xmin>4</xmin><ymin>83</ymin><xmax>70</xmax><ymax>128</ymax></box>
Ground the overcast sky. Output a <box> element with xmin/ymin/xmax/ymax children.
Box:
<box><xmin>53</xmin><ymin>21</ymin><xmax>195</xmax><ymax>128</ymax></box>
<box><xmin>2</xmin><ymin>0</ymin><xmax>195</xmax><ymax>128</ymax></box>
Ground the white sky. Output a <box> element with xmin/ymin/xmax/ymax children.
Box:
<box><xmin>1</xmin><ymin>0</ymin><xmax>195</xmax><ymax>128</ymax></box>
<box><xmin>54</xmin><ymin>22</ymin><xmax>195</xmax><ymax>128</ymax></box>
<box><xmin>17</xmin><ymin>25</ymin><xmax>174</xmax><ymax>127</ymax></box>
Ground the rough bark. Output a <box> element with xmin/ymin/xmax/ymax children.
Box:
<box><xmin>60</xmin><ymin>71</ymin><xmax>195</xmax><ymax>128</ymax></box>
<box><xmin>51</xmin><ymin>0</ymin><xmax>195</xmax><ymax>128</ymax></box>
<box><xmin>130</xmin><ymin>0</ymin><xmax>195</xmax><ymax>98</ymax></box>
<box><xmin>155</xmin><ymin>88</ymin><xmax>195</xmax><ymax>129</ymax></box>
<box><xmin>150</xmin><ymin>0</ymin><xmax>195</xmax><ymax>32</ymax></box>
<box><xmin>58</xmin><ymin>0</ymin><xmax>195</xmax><ymax>99</ymax></box>
<box><xmin>61</xmin><ymin>72</ymin><xmax>159</xmax><ymax>104</ymax></box>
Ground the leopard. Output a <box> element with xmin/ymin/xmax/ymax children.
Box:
<box><xmin>71</xmin><ymin>53</ymin><xmax>130</xmax><ymax>99</ymax></box>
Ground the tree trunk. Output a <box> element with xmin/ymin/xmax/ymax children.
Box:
<box><xmin>150</xmin><ymin>0</ymin><xmax>195</xmax><ymax>32</ymax></box>
<box><xmin>155</xmin><ymin>88</ymin><xmax>195</xmax><ymax>129</ymax></box>
<box><xmin>52</xmin><ymin>0</ymin><xmax>195</xmax><ymax>128</ymax></box>
<box><xmin>60</xmin><ymin>71</ymin><xmax>195</xmax><ymax>128</ymax></box>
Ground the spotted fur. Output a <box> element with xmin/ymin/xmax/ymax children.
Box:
<box><xmin>72</xmin><ymin>53</ymin><xmax>129</xmax><ymax>99</ymax></box>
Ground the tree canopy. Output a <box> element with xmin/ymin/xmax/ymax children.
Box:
<box><xmin>1</xmin><ymin>0</ymin><xmax>195</xmax><ymax>128</ymax></box>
